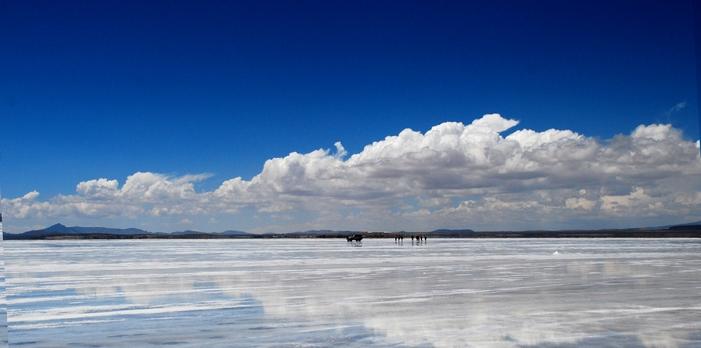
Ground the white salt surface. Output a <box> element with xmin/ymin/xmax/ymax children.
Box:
<box><xmin>5</xmin><ymin>238</ymin><xmax>701</xmax><ymax>347</ymax></box>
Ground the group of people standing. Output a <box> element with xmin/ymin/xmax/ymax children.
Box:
<box><xmin>393</xmin><ymin>235</ymin><xmax>427</xmax><ymax>244</ymax></box>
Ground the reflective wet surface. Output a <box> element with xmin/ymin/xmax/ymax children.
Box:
<box><xmin>0</xmin><ymin>238</ymin><xmax>6</xmax><ymax>348</ymax></box>
<box><xmin>5</xmin><ymin>239</ymin><xmax>701</xmax><ymax>347</ymax></box>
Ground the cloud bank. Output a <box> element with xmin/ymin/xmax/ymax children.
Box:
<box><xmin>4</xmin><ymin>114</ymin><xmax>701</xmax><ymax>232</ymax></box>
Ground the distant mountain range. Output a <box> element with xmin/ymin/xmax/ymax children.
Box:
<box><xmin>666</xmin><ymin>220</ymin><xmax>701</xmax><ymax>230</ymax></box>
<box><xmin>170</xmin><ymin>229</ymin><xmax>252</xmax><ymax>237</ymax></box>
<box><xmin>28</xmin><ymin>223</ymin><xmax>149</xmax><ymax>236</ymax></box>
<box><xmin>6</xmin><ymin>223</ymin><xmax>255</xmax><ymax>240</ymax></box>
<box><xmin>3</xmin><ymin>222</ymin><xmax>701</xmax><ymax>240</ymax></box>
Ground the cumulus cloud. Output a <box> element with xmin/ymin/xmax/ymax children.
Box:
<box><xmin>3</xmin><ymin>114</ymin><xmax>700</xmax><ymax>231</ymax></box>
<box><xmin>76</xmin><ymin>178</ymin><xmax>119</xmax><ymax>198</ymax></box>
<box><xmin>600</xmin><ymin>187</ymin><xmax>659</xmax><ymax>215</ymax></box>
<box><xmin>565</xmin><ymin>197</ymin><xmax>596</xmax><ymax>211</ymax></box>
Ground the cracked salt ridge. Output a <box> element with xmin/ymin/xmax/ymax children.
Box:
<box><xmin>5</xmin><ymin>238</ymin><xmax>701</xmax><ymax>347</ymax></box>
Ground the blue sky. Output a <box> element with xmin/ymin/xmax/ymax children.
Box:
<box><xmin>1</xmin><ymin>1</ymin><xmax>700</xmax><ymax>232</ymax></box>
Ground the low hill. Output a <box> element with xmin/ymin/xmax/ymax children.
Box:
<box><xmin>6</xmin><ymin>223</ymin><xmax>254</xmax><ymax>240</ymax></box>
<box><xmin>668</xmin><ymin>221</ymin><xmax>701</xmax><ymax>230</ymax></box>
<box><xmin>12</xmin><ymin>223</ymin><xmax>150</xmax><ymax>239</ymax></box>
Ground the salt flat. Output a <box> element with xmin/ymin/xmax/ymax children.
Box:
<box><xmin>4</xmin><ymin>239</ymin><xmax>701</xmax><ymax>347</ymax></box>
<box><xmin>0</xmin><ymin>239</ymin><xmax>6</xmax><ymax>348</ymax></box>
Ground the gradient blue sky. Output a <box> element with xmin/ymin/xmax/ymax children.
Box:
<box><xmin>1</xmin><ymin>1</ymin><xmax>700</xmax><ymax>232</ymax></box>
<box><xmin>2</xmin><ymin>0</ymin><xmax>698</xmax><ymax>197</ymax></box>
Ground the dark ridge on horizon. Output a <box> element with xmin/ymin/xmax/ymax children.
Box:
<box><xmin>4</xmin><ymin>222</ymin><xmax>701</xmax><ymax>240</ymax></box>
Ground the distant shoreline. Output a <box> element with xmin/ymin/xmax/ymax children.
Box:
<box><xmin>5</xmin><ymin>228</ymin><xmax>701</xmax><ymax>240</ymax></box>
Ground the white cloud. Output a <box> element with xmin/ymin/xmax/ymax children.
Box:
<box><xmin>665</xmin><ymin>101</ymin><xmax>687</xmax><ymax>116</ymax></box>
<box><xmin>565</xmin><ymin>197</ymin><xmax>596</xmax><ymax>211</ymax></box>
<box><xmin>600</xmin><ymin>187</ymin><xmax>665</xmax><ymax>216</ymax></box>
<box><xmin>3</xmin><ymin>114</ymin><xmax>700</xmax><ymax>231</ymax></box>
<box><xmin>76</xmin><ymin>178</ymin><xmax>119</xmax><ymax>198</ymax></box>
<box><xmin>3</xmin><ymin>191</ymin><xmax>45</xmax><ymax>219</ymax></box>
<box><xmin>631</xmin><ymin>124</ymin><xmax>674</xmax><ymax>141</ymax></box>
